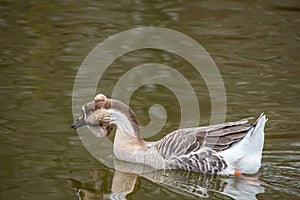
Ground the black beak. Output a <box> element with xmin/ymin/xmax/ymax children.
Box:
<box><xmin>71</xmin><ymin>115</ymin><xmax>87</xmax><ymax>129</ymax></box>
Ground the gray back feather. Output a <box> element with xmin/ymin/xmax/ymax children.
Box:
<box><xmin>153</xmin><ymin>118</ymin><xmax>254</xmax><ymax>173</ymax></box>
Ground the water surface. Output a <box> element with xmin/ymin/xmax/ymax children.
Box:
<box><xmin>0</xmin><ymin>0</ymin><xmax>299</xmax><ymax>199</ymax></box>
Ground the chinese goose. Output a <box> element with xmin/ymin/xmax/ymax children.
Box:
<box><xmin>72</xmin><ymin>94</ymin><xmax>267</xmax><ymax>176</ymax></box>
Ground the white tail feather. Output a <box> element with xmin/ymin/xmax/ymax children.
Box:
<box><xmin>219</xmin><ymin>113</ymin><xmax>267</xmax><ymax>174</ymax></box>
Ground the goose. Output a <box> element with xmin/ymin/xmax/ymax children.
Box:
<box><xmin>71</xmin><ymin>94</ymin><xmax>267</xmax><ymax>176</ymax></box>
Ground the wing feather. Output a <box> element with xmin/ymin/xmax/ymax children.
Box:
<box><xmin>154</xmin><ymin>118</ymin><xmax>255</xmax><ymax>160</ymax></box>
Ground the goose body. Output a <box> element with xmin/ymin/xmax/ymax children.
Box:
<box><xmin>72</xmin><ymin>94</ymin><xmax>267</xmax><ymax>175</ymax></box>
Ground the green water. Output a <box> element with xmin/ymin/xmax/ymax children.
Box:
<box><xmin>0</xmin><ymin>0</ymin><xmax>299</xmax><ymax>199</ymax></box>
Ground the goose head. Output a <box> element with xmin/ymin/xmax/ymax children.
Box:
<box><xmin>71</xmin><ymin>94</ymin><xmax>115</xmax><ymax>137</ymax></box>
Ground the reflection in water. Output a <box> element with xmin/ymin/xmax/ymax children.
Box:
<box><xmin>110</xmin><ymin>171</ymin><xmax>138</xmax><ymax>199</ymax></box>
<box><xmin>1</xmin><ymin>0</ymin><xmax>299</xmax><ymax>199</ymax></box>
<box><xmin>71</xmin><ymin>169</ymin><xmax>110</xmax><ymax>200</ymax></box>
<box><xmin>71</xmin><ymin>160</ymin><xmax>264</xmax><ymax>200</ymax></box>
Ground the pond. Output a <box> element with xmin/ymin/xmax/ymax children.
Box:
<box><xmin>0</xmin><ymin>0</ymin><xmax>299</xmax><ymax>199</ymax></box>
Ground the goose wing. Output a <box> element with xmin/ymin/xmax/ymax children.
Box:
<box><xmin>153</xmin><ymin>117</ymin><xmax>254</xmax><ymax>160</ymax></box>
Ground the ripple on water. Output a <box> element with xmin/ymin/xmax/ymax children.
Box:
<box><xmin>261</xmin><ymin>147</ymin><xmax>300</xmax><ymax>198</ymax></box>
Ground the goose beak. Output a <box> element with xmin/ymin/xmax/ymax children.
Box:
<box><xmin>71</xmin><ymin>115</ymin><xmax>87</xmax><ymax>129</ymax></box>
